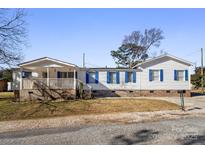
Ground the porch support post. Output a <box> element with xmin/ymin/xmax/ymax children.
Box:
<box><xmin>73</xmin><ymin>69</ymin><xmax>76</xmax><ymax>90</ymax></box>
<box><xmin>47</xmin><ymin>67</ymin><xmax>50</xmax><ymax>87</ymax></box>
<box><xmin>20</xmin><ymin>67</ymin><xmax>23</xmax><ymax>90</ymax></box>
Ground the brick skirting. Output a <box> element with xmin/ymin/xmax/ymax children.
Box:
<box><xmin>91</xmin><ymin>90</ymin><xmax>191</xmax><ymax>97</ymax></box>
<box><xmin>17</xmin><ymin>89</ymin><xmax>191</xmax><ymax>101</ymax></box>
<box><xmin>19</xmin><ymin>89</ymin><xmax>76</xmax><ymax>101</ymax></box>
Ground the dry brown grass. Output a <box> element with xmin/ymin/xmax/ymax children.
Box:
<box><xmin>0</xmin><ymin>92</ymin><xmax>179</xmax><ymax>121</ymax></box>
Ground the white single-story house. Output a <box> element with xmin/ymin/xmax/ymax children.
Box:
<box><xmin>12</xmin><ymin>54</ymin><xmax>193</xmax><ymax>101</ymax></box>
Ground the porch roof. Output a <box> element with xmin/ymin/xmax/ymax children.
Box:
<box><xmin>18</xmin><ymin>57</ymin><xmax>78</xmax><ymax>68</ymax></box>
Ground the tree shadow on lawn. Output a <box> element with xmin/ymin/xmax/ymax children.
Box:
<box><xmin>22</xmin><ymin>101</ymin><xmax>62</xmax><ymax>118</ymax></box>
<box><xmin>111</xmin><ymin>129</ymin><xmax>159</xmax><ymax>145</ymax></box>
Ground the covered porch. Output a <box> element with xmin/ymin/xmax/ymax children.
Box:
<box><xmin>19</xmin><ymin>57</ymin><xmax>78</xmax><ymax>90</ymax></box>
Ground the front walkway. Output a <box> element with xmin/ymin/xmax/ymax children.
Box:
<box><xmin>0</xmin><ymin>96</ymin><xmax>205</xmax><ymax>133</ymax></box>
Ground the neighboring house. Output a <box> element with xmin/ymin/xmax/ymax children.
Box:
<box><xmin>12</xmin><ymin>54</ymin><xmax>193</xmax><ymax>101</ymax></box>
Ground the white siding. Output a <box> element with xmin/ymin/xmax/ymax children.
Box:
<box><xmin>139</xmin><ymin>59</ymin><xmax>190</xmax><ymax>90</ymax></box>
<box><xmin>78</xmin><ymin>70</ymin><xmax>140</xmax><ymax>90</ymax></box>
<box><xmin>13</xmin><ymin>56</ymin><xmax>191</xmax><ymax>91</ymax></box>
<box><xmin>78</xmin><ymin>59</ymin><xmax>191</xmax><ymax>90</ymax></box>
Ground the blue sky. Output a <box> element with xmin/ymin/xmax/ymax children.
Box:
<box><xmin>24</xmin><ymin>9</ymin><xmax>205</xmax><ymax>67</ymax></box>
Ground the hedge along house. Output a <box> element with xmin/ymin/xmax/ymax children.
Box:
<box><xmin>12</xmin><ymin>54</ymin><xmax>193</xmax><ymax>101</ymax></box>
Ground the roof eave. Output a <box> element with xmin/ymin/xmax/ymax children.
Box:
<box><xmin>132</xmin><ymin>54</ymin><xmax>193</xmax><ymax>68</ymax></box>
<box><xmin>18</xmin><ymin>57</ymin><xmax>77</xmax><ymax>68</ymax></box>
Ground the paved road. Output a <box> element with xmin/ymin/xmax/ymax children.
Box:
<box><xmin>0</xmin><ymin>116</ymin><xmax>205</xmax><ymax>145</ymax></box>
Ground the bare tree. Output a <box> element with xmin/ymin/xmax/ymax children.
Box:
<box><xmin>111</xmin><ymin>28</ymin><xmax>164</xmax><ymax>68</ymax></box>
<box><xmin>0</xmin><ymin>9</ymin><xmax>27</xmax><ymax>68</ymax></box>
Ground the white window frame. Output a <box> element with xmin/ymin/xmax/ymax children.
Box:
<box><xmin>67</xmin><ymin>72</ymin><xmax>74</xmax><ymax>78</ymax></box>
<box><xmin>176</xmin><ymin>70</ymin><xmax>185</xmax><ymax>81</ymax></box>
<box><xmin>127</xmin><ymin>72</ymin><xmax>134</xmax><ymax>83</ymax></box>
<box><xmin>110</xmin><ymin>72</ymin><xmax>116</xmax><ymax>84</ymax></box>
<box><xmin>152</xmin><ymin>70</ymin><xmax>160</xmax><ymax>81</ymax></box>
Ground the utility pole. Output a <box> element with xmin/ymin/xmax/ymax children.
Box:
<box><xmin>201</xmin><ymin>48</ymin><xmax>204</xmax><ymax>93</ymax></box>
<box><xmin>83</xmin><ymin>53</ymin><xmax>85</xmax><ymax>68</ymax></box>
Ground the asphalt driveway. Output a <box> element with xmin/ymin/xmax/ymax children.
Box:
<box><xmin>0</xmin><ymin>116</ymin><xmax>205</xmax><ymax>145</ymax></box>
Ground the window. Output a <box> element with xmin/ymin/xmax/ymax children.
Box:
<box><xmin>89</xmin><ymin>72</ymin><xmax>96</xmax><ymax>83</ymax></box>
<box><xmin>176</xmin><ymin>70</ymin><xmax>184</xmax><ymax>81</ymax></box>
<box><xmin>61</xmin><ymin>72</ymin><xmax>67</xmax><ymax>78</ymax></box>
<box><xmin>110</xmin><ymin>72</ymin><xmax>116</xmax><ymax>83</ymax></box>
<box><xmin>125</xmin><ymin>71</ymin><xmax>136</xmax><ymax>83</ymax></box>
<box><xmin>22</xmin><ymin>71</ymin><xmax>32</xmax><ymax>78</ymax></box>
<box><xmin>86</xmin><ymin>71</ymin><xmax>98</xmax><ymax>84</ymax></box>
<box><xmin>152</xmin><ymin>70</ymin><xmax>160</xmax><ymax>81</ymax></box>
<box><xmin>57</xmin><ymin>72</ymin><xmax>75</xmax><ymax>78</ymax></box>
<box><xmin>128</xmin><ymin>72</ymin><xmax>133</xmax><ymax>82</ymax></box>
<box><xmin>42</xmin><ymin>72</ymin><xmax>47</xmax><ymax>78</ymax></box>
<box><xmin>149</xmin><ymin>69</ymin><xmax>163</xmax><ymax>82</ymax></box>
<box><xmin>67</xmin><ymin>72</ymin><xmax>74</xmax><ymax>78</ymax></box>
<box><xmin>107</xmin><ymin>71</ymin><xmax>120</xmax><ymax>84</ymax></box>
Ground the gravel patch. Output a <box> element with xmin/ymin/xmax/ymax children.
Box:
<box><xmin>0</xmin><ymin>116</ymin><xmax>205</xmax><ymax>144</ymax></box>
<box><xmin>0</xmin><ymin>108</ymin><xmax>205</xmax><ymax>134</ymax></box>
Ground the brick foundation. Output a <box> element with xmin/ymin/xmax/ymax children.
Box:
<box><xmin>91</xmin><ymin>90</ymin><xmax>191</xmax><ymax>97</ymax></box>
<box><xmin>17</xmin><ymin>89</ymin><xmax>191</xmax><ymax>101</ymax></box>
<box><xmin>19</xmin><ymin>89</ymin><xmax>76</xmax><ymax>101</ymax></box>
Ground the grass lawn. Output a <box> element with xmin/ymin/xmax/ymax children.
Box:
<box><xmin>0</xmin><ymin>92</ymin><xmax>179</xmax><ymax>121</ymax></box>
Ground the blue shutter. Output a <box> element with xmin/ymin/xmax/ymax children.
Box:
<box><xmin>57</xmin><ymin>71</ymin><xmax>61</xmax><ymax>78</ymax></box>
<box><xmin>86</xmin><ymin>72</ymin><xmax>89</xmax><ymax>83</ymax></box>
<box><xmin>185</xmin><ymin>70</ymin><xmax>188</xmax><ymax>81</ymax></box>
<box><xmin>95</xmin><ymin>71</ymin><xmax>99</xmax><ymax>84</ymax></box>
<box><xmin>160</xmin><ymin>69</ymin><xmax>163</xmax><ymax>82</ymax></box>
<box><xmin>116</xmin><ymin>71</ymin><xmax>120</xmax><ymax>84</ymax></box>
<box><xmin>133</xmin><ymin>71</ymin><xmax>136</xmax><ymax>83</ymax></box>
<box><xmin>174</xmin><ymin>70</ymin><xmax>177</xmax><ymax>81</ymax></box>
<box><xmin>125</xmin><ymin>71</ymin><xmax>129</xmax><ymax>83</ymax></box>
<box><xmin>107</xmin><ymin>71</ymin><xmax>110</xmax><ymax>84</ymax></box>
<box><xmin>149</xmin><ymin>70</ymin><xmax>152</xmax><ymax>81</ymax></box>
